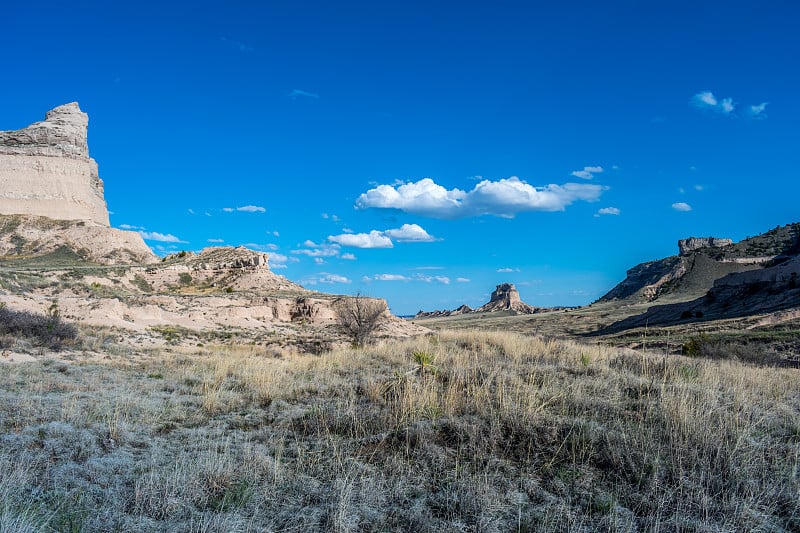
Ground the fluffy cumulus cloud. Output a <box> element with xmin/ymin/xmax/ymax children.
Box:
<box><xmin>328</xmin><ymin>230</ymin><xmax>393</xmax><ymax>249</ymax></box>
<box><xmin>672</xmin><ymin>202</ymin><xmax>692</xmax><ymax>212</ymax></box>
<box><xmin>138</xmin><ymin>231</ymin><xmax>186</xmax><ymax>243</ymax></box>
<box><xmin>356</xmin><ymin>177</ymin><xmax>604</xmax><ymax>219</ymax></box>
<box><xmin>595</xmin><ymin>207</ymin><xmax>621</xmax><ymax>216</ymax></box>
<box><xmin>268</xmin><ymin>253</ymin><xmax>294</xmax><ymax>269</ymax></box>
<box><xmin>328</xmin><ymin>224</ymin><xmax>437</xmax><ymax>248</ymax></box>
<box><xmin>383</xmin><ymin>224</ymin><xmax>436</xmax><ymax>242</ymax></box>
<box><xmin>571</xmin><ymin>166</ymin><xmax>604</xmax><ymax>180</ymax></box>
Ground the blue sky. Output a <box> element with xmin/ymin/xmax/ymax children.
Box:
<box><xmin>2</xmin><ymin>1</ymin><xmax>798</xmax><ymax>315</ymax></box>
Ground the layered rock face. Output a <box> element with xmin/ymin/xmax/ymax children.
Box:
<box><xmin>0</xmin><ymin>103</ymin><xmax>109</xmax><ymax>226</ymax></box>
<box><xmin>678</xmin><ymin>237</ymin><xmax>733</xmax><ymax>256</ymax></box>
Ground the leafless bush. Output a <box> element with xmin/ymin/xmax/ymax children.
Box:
<box><xmin>332</xmin><ymin>293</ymin><xmax>387</xmax><ymax>347</ymax></box>
<box><xmin>0</xmin><ymin>302</ymin><xmax>77</xmax><ymax>350</ymax></box>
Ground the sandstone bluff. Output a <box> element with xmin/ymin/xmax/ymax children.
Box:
<box><xmin>0</xmin><ymin>103</ymin><xmax>154</xmax><ymax>263</ymax></box>
<box><xmin>0</xmin><ymin>103</ymin><xmax>108</xmax><ymax>225</ymax></box>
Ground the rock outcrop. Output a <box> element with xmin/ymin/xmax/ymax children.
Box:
<box><xmin>474</xmin><ymin>283</ymin><xmax>538</xmax><ymax>313</ymax></box>
<box><xmin>415</xmin><ymin>283</ymin><xmax>539</xmax><ymax>318</ymax></box>
<box><xmin>678</xmin><ymin>237</ymin><xmax>733</xmax><ymax>256</ymax></box>
<box><xmin>0</xmin><ymin>103</ymin><xmax>109</xmax><ymax>226</ymax></box>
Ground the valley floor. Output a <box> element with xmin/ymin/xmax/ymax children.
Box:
<box><xmin>1</xmin><ymin>329</ymin><xmax>798</xmax><ymax>531</ymax></box>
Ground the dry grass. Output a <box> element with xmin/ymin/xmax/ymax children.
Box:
<box><xmin>0</xmin><ymin>329</ymin><xmax>798</xmax><ymax>531</ymax></box>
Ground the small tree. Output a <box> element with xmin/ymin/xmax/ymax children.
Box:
<box><xmin>333</xmin><ymin>293</ymin><xmax>387</xmax><ymax>347</ymax></box>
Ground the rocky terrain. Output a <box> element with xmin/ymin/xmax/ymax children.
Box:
<box><xmin>594</xmin><ymin>223</ymin><xmax>800</xmax><ymax>332</ymax></box>
<box><xmin>0</xmin><ymin>103</ymin><xmax>427</xmax><ymax>355</ymax></box>
<box><xmin>415</xmin><ymin>282</ymin><xmax>541</xmax><ymax>318</ymax></box>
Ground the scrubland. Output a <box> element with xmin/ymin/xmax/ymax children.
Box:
<box><xmin>0</xmin><ymin>329</ymin><xmax>798</xmax><ymax>531</ymax></box>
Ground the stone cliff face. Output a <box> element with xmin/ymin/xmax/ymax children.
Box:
<box><xmin>678</xmin><ymin>237</ymin><xmax>733</xmax><ymax>256</ymax></box>
<box><xmin>0</xmin><ymin>103</ymin><xmax>109</xmax><ymax>226</ymax></box>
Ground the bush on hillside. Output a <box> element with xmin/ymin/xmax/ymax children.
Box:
<box><xmin>0</xmin><ymin>303</ymin><xmax>78</xmax><ymax>350</ymax></box>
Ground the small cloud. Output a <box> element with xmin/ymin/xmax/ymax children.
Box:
<box><xmin>318</xmin><ymin>273</ymin><xmax>351</xmax><ymax>284</ymax></box>
<box><xmin>373</xmin><ymin>274</ymin><xmax>410</xmax><ymax>281</ymax></box>
<box><xmin>328</xmin><ymin>230</ymin><xmax>393</xmax><ymax>249</ymax></box>
<box><xmin>268</xmin><ymin>253</ymin><xmax>292</xmax><ymax>269</ymax></box>
<box><xmin>119</xmin><ymin>224</ymin><xmax>145</xmax><ymax>230</ymax></box>
<box><xmin>383</xmin><ymin>223</ymin><xmax>437</xmax><ymax>242</ymax></box>
<box><xmin>456</xmin><ymin>277</ymin><xmax>470</xmax><ymax>283</ymax></box>
<box><xmin>672</xmin><ymin>202</ymin><xmax>692</xmax><ymax>212</ymax></box>
<box><xmin>694</xmin><ymin>184</ymin><xmax>704</xmax><ymax>191</ymax></box>
<box><xmin>314</xmin><ymin>257</ymin><xmax>325</xmax><ymax>265</ymax></box>
<box><xmin>138</xmin><ymin>231</ymin><xmax>186</xmax><ymax>243</ymax></box>
<box><xmin>341</xmin><ymin>253</ymin><xmax>356</xmax><ymax>260</ymax></box>
<box><xmin>595</xmin><ymin>207</ymin><xmax>621</xmax><ymax>217</ymax></box>
<box><xmin>748</xmin><ymin>102</ymin><xmax>768</xmax><ymax>119</ymax></box>
<box><xmin>414</xmin><ymin>274</ymin><xmax>450</xmax><ymax>284</ymax></box>
<box><xmin>229</xmin><ymin>205</ymin><xmax>266</xmax><ymax>213</ymax></box>
<box><xmin>691</xmin><ymin>91</ymin><xmax>735</xmax><ymax>114</ymax></box>
<box><xmin>292</xmin><ymin>244</ymin><xmax>341</xmax><ymax>258</ymax></box>
<box><xmin>413</xmin><ymin>266</ymin><xmax>445</xmax><ymax>270</ymax></box>
<box><xmin>571</xmin><ymin>166</ymin><xmax>604</xmax><ymax>180</ymax></box>
<box><xmin>270</xmin><ymin>231</ymin><xmax>280</xmax><ymax>237</ymax></box>
<box><xmin>187</xmin><ymin>209</ymin><xmax>195</xmax><ymax>215</ymax></box>
<box><xmin>497</xmin><ymin>268</ymin><xmax>520</xmax><ymax>273</ymax></box>
<box><xmin>290</xmin><ymin>89</ymin><xmax>320</xmax><ymax>99</ymax></box>
<box><xmin>207</xmin><ymin>238</ymin><xmax>224</xmax><ymax>243</ymax></box>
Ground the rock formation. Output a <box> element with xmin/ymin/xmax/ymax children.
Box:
<box><xmin>474</xmin><ymin>283</ymin><xmax>538</xmax><ymax>313</ymax></box>
<box><xmin>678</xmin><ymin>237</ymin><xmax>733</xmax><ymax>256</ymax></box>
<box><xmin>415</xmin><ymin>283</ymin><xmax>539</xmax><ymax>317</ymax></box>
<box><xmin>0</xmin><ymin>103</ymin><xmax>109</xmax><ymax>226</ymax></box>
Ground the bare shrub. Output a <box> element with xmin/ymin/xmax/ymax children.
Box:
<box><xmin>0</xmin><ymin>302</ymin><xmax>78</xmax><ymax>350</ymax></box>
<box><xmin>332</xmin><ymin>293</ymin><xmax>387</xmax><ymax>347</ymax></box>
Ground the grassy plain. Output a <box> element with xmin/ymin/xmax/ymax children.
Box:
<box><xmin>1</xmin><ymin>326</ymin><xmax>798</xmax><ymax>531</ymax></box>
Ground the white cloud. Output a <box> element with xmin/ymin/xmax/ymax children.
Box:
<box><xmin>292</xmin><ymin>244</ymin><xmax>341</xmax><ymax>257</ymax></box>
<box><xmin>356</xmin><ymin>177</ymin><xmax>604</xmax><ymax>219</ymax></box>
<box><xmin>748</xmin><ymin>102</ymin><xmax>768</xmax><ymax>119</ymax></box>
<box><xmin>138</xmin><ymin>231</ymin><xmax>186</xmax><ymax>243</ymax></box>
<box><xmin>314</xmin><ymin>257</ymin><xmax>325</xmax><ymax>265</ymax></box>
<box><xmin>341</xmin><ymin>253</ymin><xmax>356</xmax><ymax>260</ymax></box>
<box><xmin>571</xmin><ymin>166</ymin><xmax>604</xmax><ymax>180</ymax></box>
<box><xmin>374</xmin><ymin>274</ymin><xmax>410</xmax><ymax>281</ymax></box>
<box><xmin>595</xmin><ymin>207</ymin><xmax>621</xmax><ymax>216</ymax></box>
<box><xmin>497</xmin><ymin>267</ymin><xmax>520</xmax><ymax>273</ymax></box>
<box><xmin>691</xmin><ymin>91</ymin><xmax>735</xmax><ymax>114</ymax></box>
<box><xmin>119</xmin><ymin>224</ymin><xmax>145</xmax><ymax>230</ymax></box>
<box><xmin>207</xmin><ymin>238</ymin><xmax>224</xmax><ymax>243</ymax></box>
<box><xmin>290</xmin><ymin>89</ymin><xmax>320</xmax><ymax>99</ymax></box>
<box><xmin>328</xmin><ymin>230</ymin><xmax>393</xmax><ymax>249</ymax></box>
<box><xmin>456</xmin><ymin>277</ymin><xmax>471</xmax><ymax>283</ymax></box>
<box><xmin>268</xmin><ymin>253</ymin><xmax>294</xmax><ymax>269</ymax></box>
<box><xmin>318</xmin><ymin>273</ymin><xmax>350</xmax><ymax>284</ymax></box>
<box><xmin>414</xmin><ymin>274</ymin><xmax>450</xmax><ymax>284</ymax></box>
<box><xmin>233</xmin><ymin>205</ymin><xmax>266</xmax><ymax>213</ymax></box>
<box><xmin>383</xmin><ymin>223</ymin><xmax>436</xmax><ymax>242</ymax></box>
<box><xmin>672</xmin><ymin>202</ymin><xmax>692</xmax><ymax>212</ymax></box>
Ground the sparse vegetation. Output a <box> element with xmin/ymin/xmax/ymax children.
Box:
<box><xmin>0</xmin><ymin>330</ymin><xmax>796</xmax><ymax>531</ymax></box>
<box><xmin>0</xmin><ymin>302</ymin><xmax>78</xmax><ymax>349</ymax></box>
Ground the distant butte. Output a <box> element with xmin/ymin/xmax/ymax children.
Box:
<box><xmin>415</xmin><ymin>283</ymin><xmax>542</xmax><ymax>318</ymax></box>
